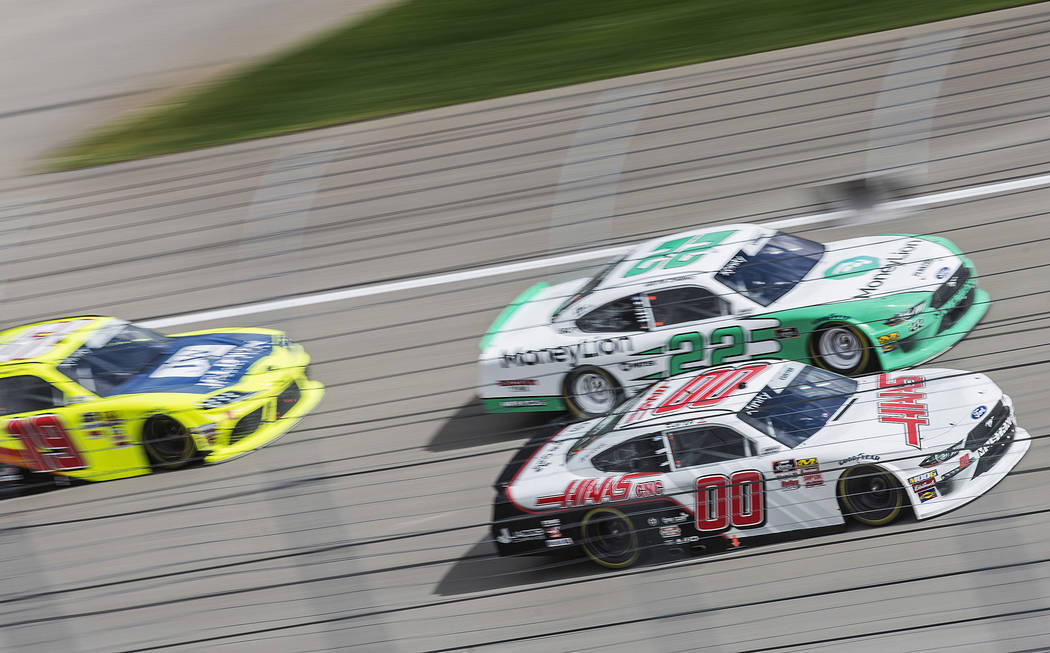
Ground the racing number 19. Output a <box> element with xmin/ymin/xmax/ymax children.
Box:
<box><xmin>7</xmin><ymin>415</ymin><xmax>86</xmax><ymax>472</ymax></box>
<box><xmin>695</xmin><ymin>470</ymin><xmax>765</xmax><ymax>532</ymax></box>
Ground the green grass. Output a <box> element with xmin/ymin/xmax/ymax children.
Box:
<box><xmin>51</xmin><ymin>0</ymin><xmax>1037</xmax><ymax>170</ymax></box>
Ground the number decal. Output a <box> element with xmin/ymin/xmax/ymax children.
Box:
<box><xmin>7</xmin><ymin>415</ymin><xmax>86</xmax><ymax>472</ymax></box>
<box><xmin>695</xmin><ymin>470</ymin><xmax>766</xmax><ymax>532</ymax></box>
<box><xmin>623</xmin><ymin>230</ymin><xmax>736</xmax><ymax>278</ymax></box>
<box><xmin>668</xmin><ymin>332</ymin><xmax>704</xmax><ymax>376</ymax></box>
<box><xmin>151</xmin><ymin>344</ymin><xmax>235</xmax><ymax>378</ymax></box>
<box><xmin>709</xmin><ymin>326</ymin><xmax>746</xmax><ymax>366</ymax></box>
<box><xmin>655</xmin><ymin>363</ymin><xmax>768</xmax><ymax>415</ymax></box>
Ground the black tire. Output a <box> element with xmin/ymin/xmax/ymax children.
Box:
<box><xmin>579</xmin><ymin>506</ymin><xmax>641</xmax><ymax>568</ymax></box>
<box><xmin>564</xmin><ymin>366</ymin><xmax>622</xmax><ymax>418</ymax></box>
<box><xmin>141</xmin><ymin>416</ymin><xmax>197</xmax><ymax>470</ymax></box>
<box><xmin>810</xmin><ymin>322</ymin><xmax>874</xmax><ymax>375</ymax></box>
<box><xmin>838</xmin><ymin>465</ymin><xmax>906</xmax><ymax>526</ymax></box>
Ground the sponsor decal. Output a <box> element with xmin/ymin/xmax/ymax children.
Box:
<box><xmin>971</xmin><ymin>405</ymin><xmax>987</xmax><ymax>420</ymax></box>
<box><xmin>854</xmin><ymin>239</ymin><xmax>922</xmax><ymax>299</ymax></box>
<box><xmin>940</xmin><ymin>453</ymin><xmax>974</xmax><ymax>482</ymax></box>
<box><xmin>975</xmin><ymin>417</ymin><xmax>1013</xmax><ymax>457</ymax></box>
<box><xmin>796</xmin><ymin>458</ymin><xmax>820</xmax><ymax>474</ymax></box>
<box><xmin>198</xmin><ymin>340</ymin><xmax>270</xmax><ymax>389</ymax></box>
<box><xmin>908</xmin><ymin>470</ymin><xmax>937</xmax><ymax>485</ymax></box>
<box><xmin>811</xmin><ymin>313</ymin><xmax>851</xmax><ymax>325</ymax></box>
<box><xmin>959</xmin><ymin>453</ymin><xmax>971</xmax><ymax>469</ymax></box>
<box><xmin>545</xmin><ymin>526</ymin><xmax>563</xmax><ymax>538</ymax></box>
<box><xmin>495</xmin><ymin>527</ymin><xmax>545</xmax><ymax>544</ymax></box>
<box><xmin>718</xmin><ymin>254</ymin><xmax>748</xmax><ymax>277</ymax></box>
<box><xmin>536</xmin><ymin>475</ymin><xmax>664</xmax><ymax>509</ymax></box>
<box><xmin>623</xmin><ymin>382</ymin><xmax>672</xmax><ymax>424</ymax></box>
<box><xmin>774</xmin><ymin>327</ymin><xmax>799</xmax><ymax>340</ymax></box>
<box><xmin>618</xmin><ymin>360</ymin><xmax>657</xmax><ymax>371</ymax></box>
<box><xmin>772</xmin><ymin>459</ymin><xmax>796</xmax><ymax>474</ymax></box>
<box><xmin>545</xmin><ymin>537</ymin><xmax>574</xmax><ymax>548</ymax></box>
<box><xmin>837</xmin><ymin>453</ymin><xmax>881</xmax><ymax>465</ymax></box>
<box><xmin>743</xmin><ymin>391</ymin><xmax>773</xmax><ymax>416</ymax></box>
<box><xmin>918</xmin><ymin>488</ymin><xmax>939</xmax><ymax>503</ymax></box>
<box><xmin>935</xmin><ymin>266</ymin><xmax>951</xmax><ymax>280</ymax></box>
<box><xmin>877</xmin><ymin>373</ymin><xmax>929</xmax><ymax>448</ymax></box>
<box><xmin>531</xmin><ymin>438</ymin><xmax>570</xmax><ymax>472</ymax></box>
<box><xmin>825</xmin><ymin>255</ymin><xmax>880</xmax><ymax>279</ymax></box>
<box><xmin>780</xmin><ymin>478</ymin><xmax>800</xmax><ymax>490</ymax></box>
<box><xmin>877</xmin><ymin>332</ymin><xmax>899</xmax><ymax>345</ymax></box>
<box><xmin>803</xmin><ymin>474</ymin><xmax>824</xmax><ymax>488</ymax></box>
<box><xmin>911</xmin><ymin>477</ymin><xmax>937</xmax><ymax>492</ymax></box>
<box><xmin>499</xmin><ymin>336</ymin><xmax>633</xmax><ymax>367</ymax></box>
<box><xmin>499</xmin><ymin>399</ymin><xmax>548</xmax><ymax>408</ymax></box>
<box><xmin>498</xmin><ymin>379</ymin><xmax>538</xmax><ymax>386</ymax></box>
<box><xmin>908</xmin><ymin>318</ymin><xmax>924</xmax><ymax>333</ymax></box>
<box><xmin>881</xmin><ymin>343</ymin><xmax>897</xmax><ymax>353</ymax></box>
<box><xmin>659</xmin><ymin>525</ymin><xmax>682</xmax><ymax>538</ymax></box>
<box><xmin>662</xmin><ymin>513</ymin><xmax>689</xmax><ymax>524</ymax></box>
<box><xmin>913</xmin><ymin>259</ymin><xmax>931</xmax><ymax>277</ymax></box>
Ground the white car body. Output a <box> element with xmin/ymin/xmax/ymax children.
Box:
<box><xmin>491</xmin><ymin>360</ymin><xmax>1028</xmax><ymax>567</ymax></box>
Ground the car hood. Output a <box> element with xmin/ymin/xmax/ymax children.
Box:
<box><xmin>805</xmin><ymin>368</ymin><xmax>1002</xmax><ymax>454</ymax></box>
<box><xmin>110</xmin><ymin>332</ymin><xmax>273</xmax><ymax>395</ymax></box>
<box><xmin>770</xmin><ymin>234</ymin><xmax>959</xmax><ymax>310</ymax></box>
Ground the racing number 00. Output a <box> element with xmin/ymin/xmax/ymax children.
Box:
<box><xmin>695</xmin><ymin>470</ymin><xmax>765</xmax><ymax>532</ymax></box>
<box><xmin>7</xmin><ymin>414</ymin><xmax>86</xmax><ymax>472</ymax></box>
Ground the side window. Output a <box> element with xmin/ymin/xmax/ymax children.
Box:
<box><xmin>577</xmin><ymin>296</ymin><xmax>643</xmax><ymax>333</ymax></box>
<box><xmin>592</xmin><ymin>434</ymin><xmax>670</xmax><ymax>473</ymax></box>
<box><xmin>667</xmin><ymin>426</ymin><xmax>750</xmax><ymax>468</ymax></box>
<box><xmin>0</xmin><ymin>376</ymin><xmax>66</xmax><ymax>416</ymax></box>
<box><xmin>648</xmin><ymin>287</ymin><xmax>726</xmax><ymax>327</ymax></box>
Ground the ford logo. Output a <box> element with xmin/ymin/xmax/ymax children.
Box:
<box><xmin>935</xmin><ymin>266</ymin><xmax>951</xmax><ymax>280</ymax></box>
<box><xmin>971</xmin><ymin>405</ymin><xmax>987</xmax><ymax>420</ymax></box>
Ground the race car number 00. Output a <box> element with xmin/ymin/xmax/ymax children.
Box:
<box><xmin>654</xmin><ymin>363</ymin><xmax>768</xmax><ymax>415</ymax></box>
<box><xmin>695</xmin><ymin>470</ymin><xmax>765</xmax><ymax>532</ymax></box>
<box><xmin>7</xmin><ymin>414</ymin><xmax>86</xmax><ymax>472</ymax></box>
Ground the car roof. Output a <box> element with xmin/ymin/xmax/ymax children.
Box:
<box><xmin>594</xmin><ymin>223</ymin><xmax>775</xmax><ymax>293</ymax></box>
<box><xmin>613</xmin><ymin>360</ymin><xmax>793</xmax><ymax>431</ymax></box>
<box><xmin>0</xmin><ymin>317</ymin><xmax>118</xmax><ymax>367</ymax></box>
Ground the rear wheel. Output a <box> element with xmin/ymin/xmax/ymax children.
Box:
<box><xmin>579</xmin><ymin>506</ymin><xmax>641</xmax><ymax>568</ymax></box>
<box><xmin>564</xmin><ymin>366</ymin><xmax>621</xmax><ymax>418</ymax></box>
<box><xmin>142</xmin><ymin>416</ymin><xmax>197</xmax><ymax>470</ymax></box>
<box><xmin>812</xmin><ymin>322</ymin><xmax>873</xmax><ymax>375</ymax></box>
<box><xmin>838</xmin><ymin>465</ymin><xmax>906</xmax><ymax>526</ymax></box>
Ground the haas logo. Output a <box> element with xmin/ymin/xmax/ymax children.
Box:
<box><xmin>876</xmin><ymin>374</ymin><xmax>929</xmax><ymax>449</ymax></box>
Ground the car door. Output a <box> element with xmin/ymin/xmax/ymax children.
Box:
<box><xmin>660</xmin><ymin>424</ymin><xmax>771</xmax><ymax>536</ymax></box>
<box><xmin>0</xmin><ymin>372</ymin><xmax>148</xmax><ymax>482</ymax></box>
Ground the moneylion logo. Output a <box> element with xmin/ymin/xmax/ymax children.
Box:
<box><xmin>824</xmin><ymin>256</ymin><xmax>880</xmax><ymax>279</ymax></box>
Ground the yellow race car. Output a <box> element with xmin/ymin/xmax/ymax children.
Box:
<box><xmin>0</xmin><ymin>316</ymin><xmax>323</xmax><ymax>485</ymax></box>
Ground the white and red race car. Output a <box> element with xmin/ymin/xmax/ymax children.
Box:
<box><xmin>492</xmin><ymin>360</ymin><xmax>1028</xmax><ymax>568</ymax></box>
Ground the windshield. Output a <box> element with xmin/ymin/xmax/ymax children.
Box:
<box><xmin>737</xmin><ymin>365</ymin><xmax>856</xmax><ymax>447</ymax></box>
<box><xmin>59</xmin><ymin>322</ymin><xmax>171</xmax><ymax>397</ymax></box>
<box><xmin>552</xmin><ymin>254</ymin><xmax>627</xmax><ymax>320</ymax></box>
<box><xmin>714</xmin><ymin>233</ymin><xmax>823</xmax><ymax>306</ymax></box>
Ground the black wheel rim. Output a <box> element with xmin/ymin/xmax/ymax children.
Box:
<box><xmin>145</xmin><ymin>418</ymin><xmax>192</xmax><ymax>464</ymax></box>
<box><xmin>843</xmin><ymin>467</ymin><xmax>901</xmax><ymax>523</ymax></box>
<box><xmin>583</xmin><ymin>512</ymin><xmax>636</xmax><ymax>566</ymax></box>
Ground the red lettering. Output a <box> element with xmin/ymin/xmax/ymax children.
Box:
<box><xmin>877</xmin><ymin>374</ymin><xmax>929</xmax><ymax>448</ymax></box>
<box><xmin>655</xmin><ymin>364</ymin><xmax>769</xmax><ymax>416</ymax></box>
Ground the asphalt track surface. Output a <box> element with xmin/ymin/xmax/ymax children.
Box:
<box><xmin>2</xmin><ymin>4</ymin><xmax>1050</xmax><ymax>652</ymax></box>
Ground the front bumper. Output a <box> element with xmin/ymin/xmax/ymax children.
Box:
<box><xmin>874</xmin><ymin>263</ymin><xmax>988</xmax><ymax>370</ymax></box>
<box><xmin>909</xmin><ymin>421</ymin><xmax>1030</xmax><ymax>520</ymax></box>
<box><xmin>199</xmin><ymin>375</ymin><xmax>325</xmax><ymax>463</ymax></box>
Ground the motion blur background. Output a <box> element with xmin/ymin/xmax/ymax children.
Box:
<box><xmin>1</xmin><ymin>1</ymin><xmax>1049</xmax><ymax>651</ymax></box>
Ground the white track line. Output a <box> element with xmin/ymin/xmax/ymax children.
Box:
<box><xmin>140</xmin><ymin>172</ymin><xmax>1050</xmax><ymax>328</ymax></box>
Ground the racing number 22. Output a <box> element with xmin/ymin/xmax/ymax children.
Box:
<box><xmin>7</xmin><ymin>414</ymin><xmax>86</xmax><ymax>472</ymax></box>
<box><xmin>695</xmin><ymin>470</ymin><xmax>765</xmax><ymax>532</ymax></box>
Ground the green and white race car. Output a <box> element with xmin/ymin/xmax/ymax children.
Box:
<box><xmin>479</xmin><ymin>223</ymin><xmax>986</xmax><ymax>417</ymax></box>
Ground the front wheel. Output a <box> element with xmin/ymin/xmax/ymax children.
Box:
<box><xmin>579</xmin><ymin>506</ymin><xmax>641</xmax><ymax>568</ymax></box>
<box><xmin>564</xmin><ymin>366</ymin><xmax>621</xmax><ymax>418</ymax></box>
<box><xmin>141</xmin><ymin>415</ymin><xmax>197</xmax><ymax>470</ymax></box>
<box><xmin>811</xmin><ymin>322</ymin><xmax>873</xmax><ymax>375</ymax></box>
<box><xmin>838</xmin><ymin>465</ymin><xmax>906</xmax><ymax>526</ymax></box>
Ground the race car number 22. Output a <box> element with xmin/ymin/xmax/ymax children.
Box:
<box><xmin>7</xmin><ymin>414</ymin><xmax>86</xmax><ymax>472</ymax></box>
